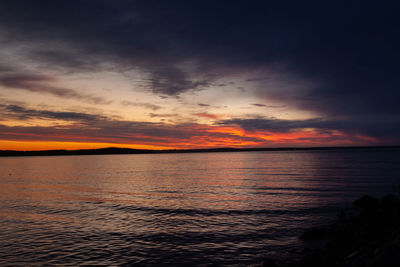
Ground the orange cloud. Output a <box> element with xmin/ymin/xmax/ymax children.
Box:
<box><xmin>0</xmin><ymin>120</ymin><xmax>380</xmax><ymax>151</ymax></box>
<box><xmin>194</xmin><ymin>113</ymin><xmax>224</xmax><ymax>120</ymax></box>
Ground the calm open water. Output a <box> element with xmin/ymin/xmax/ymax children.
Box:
<box><xmin>1</xmin><ymin>149</ymin><xmax>400</xmax><ymax>266</ymax></box>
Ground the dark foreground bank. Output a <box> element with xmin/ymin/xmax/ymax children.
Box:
<box><xmin>255</xmin><ymin>194</ymin><xmax>400</xmax><ymax>267</ymax></box>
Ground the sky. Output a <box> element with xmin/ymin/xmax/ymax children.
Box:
<box><xmin>0</xmin><ymin>0</ymin><xmax>399</xmax><ymax>150</ymax></box>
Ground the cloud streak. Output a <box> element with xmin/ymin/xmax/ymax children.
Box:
<box><xmin>0</xmin><ymin>104</ymin><xmax>385</xmax><ymax>148</ymax></box>
<box><xmin>0</xmin><ymin>73</ymin><xmax>111</xmax><ymax>104</ymax></box>
<box><xmin>219</xmin><ymin>117</ymin><xmax>399</xmax><ymax>142</ymax></box>
<box><xmin>121</xmin><ymin>101</ymin><xmax>161</xmax><ymax>111</ymax></box>
<box><xmin>0</xmin><ymin>104</ymin><xmax>105</xmax><ymax>121</ymax></box>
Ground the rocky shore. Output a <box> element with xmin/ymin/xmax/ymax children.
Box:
<box><xmin>256</xmin><ymin>194</ymin><xmax>400</xmax><ymax>267</ymax></box>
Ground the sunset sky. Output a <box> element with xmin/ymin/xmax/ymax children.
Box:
<box><xmin>1</xmin><ymin>1</ymin><xmax>399</xmax><ymax>150</ymax></box>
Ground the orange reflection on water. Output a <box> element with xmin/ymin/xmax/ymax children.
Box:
<box><xmin>0</xmin><ymin>208</ymin><xmax>74</xmax><ymax>223</ymax></box>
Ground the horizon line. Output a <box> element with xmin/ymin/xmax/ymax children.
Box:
<box><xmin>1</xmin><ymin>145</ymin><xmax>399</xmax><ymax>157</ymax></box>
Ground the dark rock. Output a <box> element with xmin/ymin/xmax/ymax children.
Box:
<box><xmin>260</xmin><ymin>258</ymin><xmax>278</xmax><ymax>267</ymax></box>
<box><xmin>353</xmin><ymin>195</ymin><xmax>379</xmax><ymax>213</ymax></box>
<box><xmin>381</xmin><ymin>194</ymin><xmax>400</xmax><ymax>211</ymax></box>
<box><xmin>253</xmin><ymin>194</ymin><xmax>400</xmax><ymax>267</ymax></box>
<box><xmin>299</xmin><ymin>228</ymin><xmax>329</xmax><ymax>240</ymax></box>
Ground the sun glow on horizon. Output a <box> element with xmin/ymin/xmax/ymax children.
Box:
<box><xmin>0</xmin><ymin>123</ymin><xmax>379</xmax><ymax>151</ymax></box>
<box><xmin>0</xmin><ymin>140</ymin><xmax>173</xmax><ymax>151</ymax></box>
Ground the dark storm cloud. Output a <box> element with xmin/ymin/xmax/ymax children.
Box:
<box><xmin>146</xmin><ymin>67</ymin><xmax>212</xmax><ymax>95</ymax></box>
<box><xmin>0</xmin><ymin>0</ymin><xmax>399</xmax><ymax>141</ymax></box>
<box><xmin>0</xmin><ymin>73</ymin><xmax>111</xmax><ymax>104</ymax></box>
<box><xmin>30</xmin><ymin>50</ymin><xmax>99</xmax><ymax>72</ymax></box>
<box><xmin>0</xmin><ymin>64</ymin><xmax>15</xmax><ymax>73</ymax></box>
<box><xmin>0</xmin><ymin>0</ymin><xmax>218</xmax><ymax>95</ymax></box>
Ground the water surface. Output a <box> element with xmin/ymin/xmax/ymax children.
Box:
<box><xmin>1</xmin><ymin>149</ymin><xmax>399</xmax><ymax>266</ymax></box>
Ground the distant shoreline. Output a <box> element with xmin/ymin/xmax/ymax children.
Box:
<box><xmin>1</xmin><ymin>145</ymin><xmax>399</xmax><ymax>157</ymax></box>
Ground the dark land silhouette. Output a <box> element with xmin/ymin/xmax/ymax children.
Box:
<box><xmin>1</xmin><ymin>145</ymin><xmax>399</xmax><ymax>157</ymax></box>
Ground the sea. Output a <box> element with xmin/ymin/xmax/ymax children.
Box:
<box><xmin>1</xmin><ymin>148</ymin><xmax>400</xmax><ymax>266</ymax></box>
